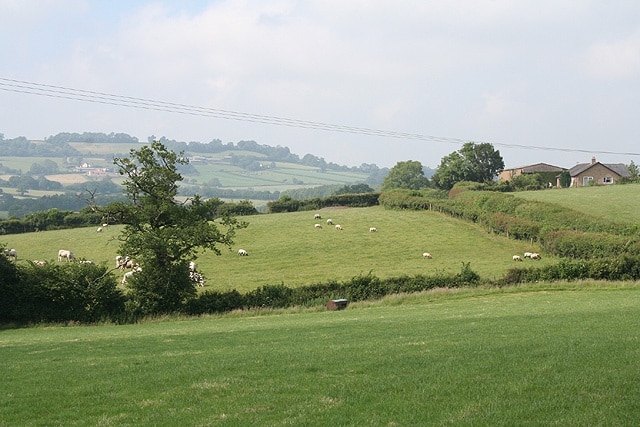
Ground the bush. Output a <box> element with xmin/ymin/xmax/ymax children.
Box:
<box><xmin>13</xmin><ymin>262</ymin><xmax>124</xmax><ymax>323</ymax></box>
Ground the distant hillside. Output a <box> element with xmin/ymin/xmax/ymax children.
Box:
<box><xmin>0</xmin><ymin>131</ymin><xmax>389</xmax><ymax>217</ymax></box>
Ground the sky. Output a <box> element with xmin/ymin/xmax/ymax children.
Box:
<box><xmin>1</xmin><ymin>1</ymin><xmax>639</xmax><ymax>169</ymax></box>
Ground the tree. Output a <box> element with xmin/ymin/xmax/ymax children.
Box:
<box><xmin>628</xmin><ymin>161</ymin><xmax>639</xmax><ymax>180</ymax></box>
<box><xmin>431</xmin><ymin>142</ymin><xmax>504</xmax><ymax>190</ymax></box>
<box><xmin>381</xmin><ymin>160</ymin><xmax>430</xmax><ymax>191</ymax></box>
<box><xmin>559</xmin><ymin>171</ymin><xmax>572</xmax><ymax>188</ymax></box>
<box><xmin>105</xmin><ymin>141</ymin><xmax>247</xmax><ymax>315</ymax></box>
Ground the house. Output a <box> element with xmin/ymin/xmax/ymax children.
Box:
<box><xmin>564</xmin><ymin>156</ymin><xmax>630</xmax><ymax>187</ymax></box>
<box><xmin>498</xmin><ymin>163</ymin><xmax>566</xmax><ymax>182</ymax></box>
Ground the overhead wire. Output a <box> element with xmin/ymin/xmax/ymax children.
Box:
<box><xmin>1</xmin><ymin>77</ymin><xmax>638</xmax><ymax>157</ymax></box>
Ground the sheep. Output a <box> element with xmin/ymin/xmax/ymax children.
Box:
<box><xmin>121</xmin><ymin>266</ymin><xmax>142</xmax><ymax>285</ymax></box>
<box><xmin>32</xmin><ymin>260</ymin><xmax>47</xmax><ymax>266</ymax></box>
<box><xmin>422</xmin><ymin>252</ymin><xmax>432</xmax><ymax>259</ymax></box>
<box><xmin>523</xmin><ymin>252</ymin><xmax>533</xmax><ymax>259</ymax></box>
<box><xmin>79</xmin><ymin>260</ymin><xmax>94</xmax><ymax>264</ymax></box>
<box><xmin>314</xmin><ymin>223</ymin><xmax>323</xmax><ymax>229</ymax></box>
<box><xmin>314</xmin><ymin>213</ymin><xmax>322</xmax><ymax>219</ymax></box>
<box><xmin>58</xmin><ymin>249</ymin><xmax>75</xmax><ymax>262</ymax></box>
<box><xmin>102</xmin><ymin>223</ymin><xmax>109</xmax><ymax>228</ymax></box>
<box><xmin>369</xmin><ymin>227</ymin><xmax>378</xmax><ymax>233</ymax></box>
<box><xmin>189</xmin><ymin>271</ymin><xmax>206</xmax><ymax>287</ymax></box>
<box><xmin>335</xmin><ymin>224</ymin><xmax>343</xmax><ymax>230</ymax></box>
<box><xmin>118</xmin><ymin>256</ymin><xmax>136</xmax><ymax>270</ymax></box>
<box><xmin>3</xmin><ymin>248</ymin><xmax>17</xmax><ymax>260</ymax></box>
<box><xmin>238</xmin><ymin>249</ymin><xmax>249</xmax><ymax>256</ymax></box>
<box><xmin>189</xmin><ymin>261</ymin><xmax>197</xmax><ymax>271</ymax></box>
<box><xmin>326</xmin><ymin>219</ymin><xmax>333</xmax><ymax>225</ymax></box>
<box><xmin>96</xmin><ymin>227</ymin><xmax>103</xmax><ymax>233</ymax></box>
<box><xmin>531</xmin><ymin>253</ymin><xmax>542</xmax><ymax>260</ymax></box>
<box><xmin>512</xmin><ymin>255</ymin><xmax>523</xmax><ymax>262</ymax></box>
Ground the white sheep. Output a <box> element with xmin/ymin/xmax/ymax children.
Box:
<box><xmin>531</xmin><ymin>253</ymin><xmax>542</xmax><ymax>260</ymax></box>
<box><xmin>369</xmin><ymin>227</ymin><xmax>377</xmax><ymax>233</ymax></box>
<box><xmin>422</xmin><ymin>252</ymin><xmax>432</xmax><ymax>259</ymax></box>
<box><xmin>326</xmin><ymin>219</ymin><xmax>333</xmax><ymax>225</ymax></box>
<box><xmin>314</xmin><ymin>213</ymin><xmax>322</xmax><ymax>219</ymax></box>
<box><xmin>523</xmin><ymin>252</ymin><xmax>533</xmax><ymax>259</ymax></box>
<box><xmin>3</xmin><ymin>248</ymin><xmax>17</xmax><ymax>260</ymax></box>
<box><xmin>96</xmin><ymin>227</ymin><xmax>103</xmax><ymax>233</ymax></box>
<box><xmin>121</xmin><ymin>266</ymin><xmax>142</xmax><ymax>285</ymax></box>
<box><xmin>238</xmin><ymin>249</ymin><xmax>249</xmax><ymax>256</ymax></box>
<box><xmin>335</xmin><ymin>224</ymin><xmax>343</xmax><ymax>230</ymax></box>
<box><xmin>58</xmin><ymin>249</ymin><xmax>75</xmax><ymax>262</ymax></box>
<box><xmin>512</xmin><ymin>255</ymin><xmax>523</xmax><ymax>262</ymax></box>
<box><xmin>314</xmin><ymin>223</ymin><xmax>323</xmax><ymax>229</ymax></box>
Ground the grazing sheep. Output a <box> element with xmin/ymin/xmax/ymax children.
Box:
<box><xmin>96</xmin><ymin>227</ymin><xmax>103</xmax><ymax>233</ymax></box>
<box><xmin>58</xmin><ymin>249</ymin><xmax>75</xmax><ymax>262</ymax></box>
<box><xmin>314</xmin><ymin>213</ymin><xmax>322</xmax><ymax>219</ymax></box>
<box><xmin>314</xmin><ymin>223</ymin><xmax>323</xmax><ymax>229</ymax></box>
<box><xmin>238</xmin><ymin>249</ymin><xmax>249</xmax><ymax>256</ymax></box>
<box><xmin>121</xmin><ymin>266</ymin><xmax>142</xmax><ymax>285</ymax></box>
<box><xmin>335</xmin><ymin>224</ymin><xmax>343</xmax><ymax>230</ymax></box>
<box><xmin>326</xmin><ymin>219</ymin><xmax>333</xmax><ymax>225</ymax></box>
<box><xmin>422</xmin><ymin>252</ymin><xmax>432</xmax><ymax>259</ymax></box>
<box><xmin>531</xmin><ymin>253</ymin><xmax>542</xmax><ymax>260</ymax></box>
<box><xmin>102</xmin><ymin>223</ymin><xmax>109</xmax><ymax>228</ymax></box>
<box><xmin>512</xmin><ymin>255</ymin><xmax>523</xmax><ymax>262</ymax></box>
<box><xmin>369</xmin><ymin>227</ymin><xmax>377</xmax><ymax>233</ymax></box>
<box><xmin>523</xmin><ymin>252</ymin><xmax>533</xmax><ymax>259</ymax></box>
<box><xmin>117</xmin><ymin>256</ymin><xmax>137</xmax><ymax>270</ymax></box>
<box><xmin>3</xmin><ymin>248</ymin><xmax>17</xmax><ymax>260</ymax></box>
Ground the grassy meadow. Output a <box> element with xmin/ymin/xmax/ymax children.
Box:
<box><xmin>1</xmin><ymin>283</ymin><xmax>639</xmax><ymax>425</ymax></box>
<box><xmin>1</xmin><ymin>206</ymin><xmax>553</xmax><ymax>292</ymax></box>
<box><xmin>513</xmin><ymin>183</ymin><xmax>640</xmax><ymax>224</ymax></box>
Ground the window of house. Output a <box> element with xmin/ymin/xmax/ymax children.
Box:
<box><xmin>583</xmin><ymin>176</ymin><xmax>593</xmax><ymax>186</ymax></box>
<box><xmin>603</xmin><ymin>176</ymin><xmax>613</xmax><ymax>183</ymax></box>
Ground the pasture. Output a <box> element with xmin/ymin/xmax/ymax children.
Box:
<box><xmin>0</xmin><ymin>206</ymin><xmax>552</xmax><ymax>292</ymax></box>
<box><xmin>1</xmin><ymin>283</ymin><xmax>639</xmax><ymax>425</ymax></box>
<box><xmin>513</xmin><ymin>183</ymin><xmax>640</xmax><ymax>224</ymax></box>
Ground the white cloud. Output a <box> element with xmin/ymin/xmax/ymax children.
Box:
<box><xmin>584</xmin><ymin>30</ymin><xmax>640</xmax><ymax>80</ymax></box>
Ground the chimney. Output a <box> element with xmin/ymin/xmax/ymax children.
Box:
<box><xmin>591</xmin><ymin>156</ymin><xmax>596</xmax><ymax>164</ymax></box>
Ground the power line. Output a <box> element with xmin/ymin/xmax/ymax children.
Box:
<box><xmin>1</xmin><ymin>77</ymin><xmax>639</xmax><ymax>157</ymax></box>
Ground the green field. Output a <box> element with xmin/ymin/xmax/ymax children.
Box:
<box><xmin>1</xmin><ymin>206</ymin><xmax>551</xmax><ymax>292</ymax></box>
<box><xmin>1</xmin><ymin>283</ymin><xmax>639</xmax><ymax>425</ymax></box>
<box><xmin>513</xmin><ymin>183</ymin><xmax>640</xmax><ymax>224</ymax></box>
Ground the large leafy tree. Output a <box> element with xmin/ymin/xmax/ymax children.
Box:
<box><xmin>105</xmin><ymin>141</ymin><xmax>247</xmax><ymax>315</ymax></box>
<box><xmin>431</xmin><ymin>142</ymin><xmax>504</xmax><ymax>190</ymax></box>
<box><xmin>381</xmin><ymin>160</ymin><xmax>430</xmax><ymax>191</ymax></box>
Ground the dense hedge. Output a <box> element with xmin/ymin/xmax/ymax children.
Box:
<box><xmin>1</xmin><ymin>259</ymin><xmax>125</xmax><ymax>324</ymax></box>
<box><xmin>184</xmin><ymin>263</ymin><xmax>481</xmax><ymax>316</ymax></box>
<box><xmin>267</xmin><ymin>193</ymin><xmax>380</xmax><ymax>213</ymax></box>
<box><xmin>501</xmin><ymin>254</ymin><xmax>640</xmax><ymax>284</ymax></box>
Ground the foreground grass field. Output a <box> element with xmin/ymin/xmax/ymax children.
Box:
<box><xmin>1</xmin><ymin>206</ymin><xmax>553</xmax><ymax>293</ymax></box>
<box><xmin>1</xmin><ymin>282</ymin><xmax>639</xmax><ymax>425</ymax></box>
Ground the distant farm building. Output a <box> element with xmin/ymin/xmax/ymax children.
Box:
<box><xmin>564</xmin><ymin>157</ymin><xmax>630</xmax><ymax>187</ymax></box>
<box><xmin>498</xmin><ymin>163</ymin><xmax>566</xmax><ymax>183</ymax></box>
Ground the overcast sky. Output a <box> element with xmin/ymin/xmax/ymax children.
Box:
<box><xmin>1</xmin><ymin>1</ymin><xmax>639</xmax><ymax>169</ymax></box>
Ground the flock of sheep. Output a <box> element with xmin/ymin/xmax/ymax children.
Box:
<box><xmin>512</xmin><ymin>252</ymin><xmax>542</xmax><ymax>262</ymax></box>
<box><xmin>310</xmin><ymin>212</ymin><xmax>431</xmax><ymax>259</ymax></box>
